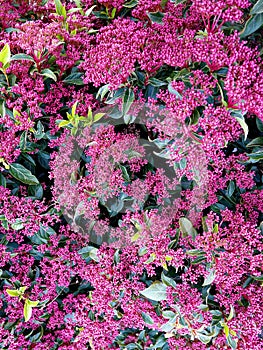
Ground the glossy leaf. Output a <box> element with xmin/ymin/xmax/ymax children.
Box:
<box><xmin>9</xmin><ymin>163</ymin><xmax>39</xmax><ymax>185</ymax></box>
<box><xmin>140</xmin><ymin>281</ymin><xmax>167</xmax><ymax>301</ymax></box>
<box><xmin>0</xmin><ymin>43</ymin><xmax>11</xmax><ymax>67</ymax></box>
<box><xmin>41</xmin><ymin>69</ymin><xmax>57</xmax><ymax>82</ymax></box>
<box><xmin>122</xmin><ymin>88</ymin><xmax>135</xmax><ymax>117</ymax></box>
<box><xmin>251</xmin><ymin>0</ymin><xmax>263</xmax><ymax>14</ymax></box>
<box><xmin>10</xmin><ymin>54</ymin><xmax>35</xmax><ymax>62</ymax></box>
<box><xmin>147</xmin><ymin>11</ymin><xmax>165</xmax><ymax>24</ymax></box>
<box><xmin>240</xmin><ymin>13</ymin><xmax>263</xmax><ymax>38</ymax></box>
<box><xmin>179</xmin><ymin>217</ymin><xmax>197</xmax><ymax>239</ymax></box>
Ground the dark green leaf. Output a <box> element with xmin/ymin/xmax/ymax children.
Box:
<box><xmin>28</xmin><ymin>184</ymin><xmax>43</xmax><ymax>199</ymax></box>
<box><xmin>148</xmin><ymin>78</ymin><xmax>167</xmax><ymax>87</ymax></box>
<box><xmin>10</xmin><ymin>54</ymin><xmax>35</xmax><ymax>62</ymax></box>
<box><xmin>123</xmin><ymin>0</ymin><xmax>138</xmax><ymax>8</ymax></box>
<box><xmin>122</xmin><ymin>88</ymin><xmax>135</xmax><ymax>116</ymax></box>
<box><xmin>63</xmin><ymin>72</ymin><xmax>84</xmax><ymax>85</ymax></box>
<box><xmin>161</xmin><ymin>272</ymin><xmax>176</xmax><ymax>288</ymax></box>
<box><xmin>251</xmin><ymin>0</ymin><xmax>263</xmax><ymax>15</ymax></box>
<box><xmin>9</xmin><ymin>163</ymin><xmax>39</xmax><ymax>185</ymax></box>
<box><xmin>141</xmin><ymin>312</ymin><xmax>155</xmax><ymax>325</ymax></box>
<box><xmin>227</xmin><ymin>335</ymin><xmax>238</xmax><ymax>349</ymax></box>
<box><xmin>256</xmin><ymin>117</ymin><xmax>263</xmax><ymax>132</ymax></box>
<box><xmin>147</xmin><ymin>11</ymin><xmax>165</xmax><ymax>24</ymax></box>
<box><xmin>0</xmin><ymin>173</ymin><xmax>6</xmax><ymax>187</ymax></box>
<box><xmin>37</xmin><ymin>151</ymin><xmax>50</xmax><ymax>169</ymax></box>
<box><xmin>240</xmin><ymin>13</ymin><xmax>263</xmax><ymax>38</ymax></box>
<box><xmin>246</xmin><ymin>137</ymin><xmax>263</xmax><ymax>148</ymax></box>
<box><xmin>105</xmin><ymin>88</ymin><xmax>125</xmax><ymax>104</ymax></box>
<box><xmin>41</xmin><ymin>68</ymin><xmax>57</xmax><ymax>82</ymax></box>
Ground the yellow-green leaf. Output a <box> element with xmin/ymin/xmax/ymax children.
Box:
<box><xmin>6</xmin><ymin>289</ymin><xmax>20</xmax><ymax>297</ymax></box>
<box><xmin>0</xmin><ymin>43</ymin><xmax>11</xmax><ymax>68</ymax></box>
<box><xmin>24</xmin><ymin>299</ymin><xmax>32</xmax><ymax>322</ymax></box>
<box><xmin>93</xmin><ymin>112</ymin><xmax>105</xmax><ymax>123</ymax></box>
<box><xmin>131</xmin><ymin>232</ymin><xmax>140</xmax><ymax>242</ymax></box>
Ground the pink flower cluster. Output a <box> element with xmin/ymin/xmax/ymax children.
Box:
<box><xmin>0</xmin><ymin>0</ymin><xmax>262</xmax><ymax>349</ymax></box>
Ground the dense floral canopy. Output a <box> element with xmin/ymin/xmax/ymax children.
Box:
<box><xmin>0</xmin><ymin>0</ymin><xmax>263</xmax><ymax>349</ymax></box>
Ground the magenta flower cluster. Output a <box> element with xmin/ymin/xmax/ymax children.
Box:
<box><xmin>0</xmin><ymin>1</ymin><xmax>262</xmax><ymax>349</ymax></box>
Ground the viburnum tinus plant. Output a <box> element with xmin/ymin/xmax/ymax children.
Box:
<box><xmin>0</xmin><ymin>0</ymin><xmax>263</xmax><ymax>349</ymax></box>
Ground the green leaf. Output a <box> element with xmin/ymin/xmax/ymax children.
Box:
<box><xmin>147</xmin><ymin>11</ymin><xmax>165</xmax><ymax>24</ymax></box>
<box><xmin>138</xmin><ymin>247</ymin><xmax>147</xmax><ymax>256</ymax></box>
<box><xmin>28</xmin><ymin>184</ymin><xmax>43</xmax><ymax>199</ymax></box>
<box><xmin>251</xmin><ymin>0</ymin><xmax>263</xmax><ymax>14</ymax></box>
<box><xmin>0</xmin><ymin>43</ymin><xmax>11</xmax><ymax>67</ymax></box>
<box><xmin>96</xmin><ymin>84</ymin><xmax>110</xmax><ymax>100</ymax></box>
<box><xmin>196</xmin><ymin>333</ymin><xmax>213</xmax><ymax>344</ymax></box>
<box><xmin>162</xmin><ymin>310</ymin><xmax>176</xmax><ymax>319</ymax></box>
<box><xmin>144</xmin><ymin>253</ymin><xmax>156</xmax><ymax>264</ymax></box>
<box><xmin>93</xmin><ymin>112</ymin><xmax>105</xmax><ymax>123</ymax></box>
<box><xmin>41</xmin><ymin>68</ymin><xmax>57</xmax><ymax>82</ymax></box>
<box><xmin>71</xmin><ymin>101</ymin><xmax>78</xmax><ymax>118</ymax></box>
<box><xmin>78</xmin><ymin>246</ymin><xmax>100</xmax><ymax>262</ymax></box>
<box><xmin>202</xmin><ymin>269</ymin><xmax>216</xmax><ymax>286</ymax></box>
<box><xmin>105</xmin><ymin>88</ymin><xmax>125</xmax><ymax>104</ymax></box>
<box><xmin>252</xmin><ymin>274</ymin><xmax>263</xmax><ymax>281</ymax></box>
<box><xmin>11</xmin><ymin>220</ymin><xmax>24</xmax><ymax>231</ymax></box>
<box><xmin>179</xmin><ymin>217</ymin><xmax>197</xmax><ymax>239</ymax></box>
<box><xmin>246</xmin><ymin>137</ymin><xmax>263</xmax><ymax>147</ymax></box>
<box><xmin>256</xmin><ymin>117</ymin><xmax>263</xmax><ymax>132</ymax></box>
<box><xmin>24</xmin><ymin>299</ymin><xmax>33</xmax><ymax>322</ymax></box>
<box><xmin>68</xmin><ymin>7</ymin><xmax>81</xmax><ymax>14</ymax></box>
<box><xmin>124</xmin><ymin>114</ymin><xmax>136</xmax><ymax>124</ymax></box>
<box><xmin>54</xmin><ymin>0</ymin><xmax>67</xmax><ymax>19</ymax></box>
<box><xmin>10</xmin><ymin>54</ymin><xmax>35</xmax><ymax>62</ymax></box>
<box><xmin>111</xmin><ymin>8</ymin><xmax>117</xmax><ymax>19</ymax></box>
<box><xmin>89</xmin><ymin>247</ymin><xmax>100</xmax><ymax>262</ymax></box>
<box><xmin>148</xmin><ymin>77</ymin><xmax>167</xmax><ymax>87</ymax></box>
<box><xmin>131</xmin><ymin>232</ymin><xmax>140</xmax><ymax>242</ymax></box>
<box><xmin>227</xmin><ymin>305</ymin><xmax>235</xmax><ymax>321</ymax></box>
<box><xmin>161</xmin><ymin>0</ymin><xmax>168</xmax><ymax>7</ymax></box>
<box><xmin>85</xmin><ymin>4</ymin><xmax>96</xmax><ymax>16</ymax></box>
<box><xmin>122</xmin><ymin>88</ymin><xmax>135</xmax><ymax>116</ymax></box>
<box><xmin>240</xmin><ymin>13</ymin><xmax>263</xmax><ymax>38</ymax></box>
<box><xmin>35</xmin><ymin>121</ymin><xmax>45</xmax><ymax>140</ymax></box>
<box><xmin>0</xmin><ymin>173</ymin><xmax>6</xmax><ymax>187</ymax></box>
<box><xmin>191</xmin><ymin>256</ymin><xmax>206</xmax><ymax>264</ymax></box>
<box><xmin>141</xmin><ymin>312</ymin><xmax>155</xmax><ymax>325</ymax></box>
<box><xmin>140</xmin><ymin>281</ymin><xmax>167</xmax><ymax>301</ymax></box>
<box><xmin>9</xmin><ymin>163</ymin><xmax>39</xmax><ymax>185</ymax></box>
<box><xmin>113</xmin><ymin>249</ymin><xmax>120</xmax><ymax>264</ymax></box>
<box><xmin>247</xmin><ymin>151</ymin><xmax>263</xmax><ymax>162</ymax></box>
<box><xmin>227</xmin><ymin>335</ymin><xmax>238</xmax><ymax>349</ymax></box>
<box><xmin>6</xmin><ymin>289</ymin><xmax>20</xmax><ymax>297</ymax></box>
<box><xmin>119</xmin><ymin>164</ymin><xmax>130</xmax><ymax>182</ymax></box>
<box><xmin>58</xmin><ymin>120</ymin><xmax>71</xmax><ymax>128</ymax></box>
<box><xmin>123</xmin><ymin>0</ymin><xmax>138</xmax><ymax>8</ymax></box>
<box><xmin>19</xmin><ymin>285</ymin><xmax>27</xmax><ymax>293</ymax></box>
<box><xmin>227</xmin><ymin>180</ymin><xmax>235</xmax><ymax>197</ymax></box>
<box><xmin>187</xmin><ymin>249</ymin><xmax>205</xmax><ymax>256</ymax></box>
<box><xmin>161</xmin><ymin>272</ymin><xmax>176</xmax><ymax>288</ymax></box>
<box><xmin>233</xmin><ymin>114</ymin><xmax>248</xmax><ymax>140</ymax></box>
<box><xmin>27</xmin><ymin>299</ymin><xmax>39</xmax><ymax>307</ymax></box>
<box><xmin>30</xmin><ymin>224</ymin><xmax>56</xmax><ymax>245</ymax></box>
<box><xmin>63</xmin><ymin>72</ymin><xmax>84</xmax><ymax>85</ymax></box>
